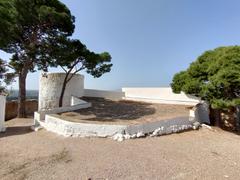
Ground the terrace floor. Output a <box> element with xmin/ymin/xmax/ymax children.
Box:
<box><xmin>59</xmin><ymin>97</ymin><xmax>192</xmax><ymax>125</ymax></box>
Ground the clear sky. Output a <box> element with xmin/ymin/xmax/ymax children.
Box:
<box><xmin>1</xmin><ymin>0</ymin><xmax>240</xmax><ymax>90</ymax></box>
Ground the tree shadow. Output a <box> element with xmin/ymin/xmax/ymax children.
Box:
<box><xmin>0</xmin><ymin>126</ymin><xmax>33</xmax><ymax>138</ymax></box>
<box><xmin>69</xmin><ymin>97</ymin><xmax>156</xmax><ymax>122</ymax></box>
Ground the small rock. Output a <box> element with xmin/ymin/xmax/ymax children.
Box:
<box><xmin>193</xmin><ymin>121</ymin><xmax>201</xmax><ymax>130</ymax></box>
<box><xmin>172</xmin><ymin>127</ymin><xmax>178</xmax><ymax>133</ymax></box>
<box><xmin>31</xmin><ymin>126</ymin><xmax>43</xmax><ymax>131</ymax></box>
<box><xmin>131</xmin><ymin>134</ymin><xmax>137</xmax><ymax>139</ymax></box>
<box><xmin>136</xmin><ymin>132</ymin><xmax>145</xmax><ymax>138</ymax></box>
<box><xmin>152</xmin><ymin>128</ymin><xmax>160</xmax><ymax>136</ymax></box>
<box><xmin>177</xmin><ymin>127</ymin><xmax>182</xmax><ymax>131</ymax></box>
<box><xmin>124</xmin><ymin>134</ymin><xmax>131</xmax><ymax>140</ymax></box>
<box><xmin>113</xmin><ymin>133</ymin><xmax>123</xmax><ymax>141</ymax></box>
<box><xmin>117</xmin><ymin>137</ymin><xmax>124</xmax><ymax>142</ymax></box>
<box><xmin>201</xmin><ymin>124</ymin><xmax>213</xmax><ymax>130</ymax></box>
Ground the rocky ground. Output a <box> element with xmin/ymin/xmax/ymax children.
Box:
<box><xmin>1</xmin><ymin>118</ymin><xmax>240</xmax><ymax>180</ymax></box>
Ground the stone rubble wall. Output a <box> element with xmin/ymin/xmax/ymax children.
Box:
<box><xmin>5</xmin><ymin>99</ymin><xmax>38</xmax><ymax>120</ymax></box>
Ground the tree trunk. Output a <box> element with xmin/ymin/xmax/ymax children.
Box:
<box><xmin>59</xmin><ymin>74</ymin><xmax>69</xmax><ymax>107</ymax></box>
<box><xmin>236</xmin><ymin>105</ymin><xmax>240</xmax><ymax>132</ymax></box>
<box><xmin>209</xmin><ymin>106</ymin><xmax>221</xmax><ymax>126</ymax></box>
<box><xmin>18</xmin><ymin>72</ymin><xmax>27</xmax><ymax>118</ymax></box>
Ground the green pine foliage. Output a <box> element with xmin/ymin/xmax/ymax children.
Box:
<box><xmin>0</xmin><ymin>0</ymin><xmax>112</xmax><ymax>110</ymax></box>
<box><xmin>171</xmin><ymin>46</ymin><xmax>240</xmax><ymax>109</ymax></box>
<box><xmin>0</xmin><ymin>0</ymin><xmax>75</xmax><ymax>72</ymax></box>
<box><xmin>49</xmin><ymin>37</ymin><xmax>112</xmax><ymax>78</ymax></box>
<box><xmin>0</xmin><ymin>59</ymin><xmax>14</xmax><ymax>94</ymax></box>
<box><xmin>0</xmin><ymin>0</ymin><xmax>76</xmax><ymax>116</ymax></box>
<box><xmin>48</xmin><ymin>37</ymin><xmax>112</xmax><ymax>107</ymax></box>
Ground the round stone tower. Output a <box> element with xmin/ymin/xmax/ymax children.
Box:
<box><xmin>39</xmin><ymin>73</ymin><xmax>84</xmax><ymax>110</ymax></box>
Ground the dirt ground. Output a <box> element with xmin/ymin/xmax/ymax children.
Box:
<box><xmin>1</xmin><ymin>118</ymin><xmax>240</xmax><ymax>180</ymax></box>
<box><xmin>59</xmin><ymin>97</ymin><xmax>192</xmax><ymax>125</ymax></box>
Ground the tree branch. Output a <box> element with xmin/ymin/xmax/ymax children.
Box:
<box><xmin>60</xmin><ymin>65</ymin><xmax>67</xmax><ymax>73</ymax></box>
<box><xmin>66</xmin><ymin>65</ymin><xmax>85</xmax><ymax>83</ymax></box>
<box><xmin>4</xmin><ymin>64</ymin><xmax>14</xmax><ymax>70</ymax></box>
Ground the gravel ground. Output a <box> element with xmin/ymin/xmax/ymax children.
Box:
<box><xmin>60</xmin><ymin>97</ymin><xmax>192</xmax><ymax>125</ymax></box>
<box><xmin>1</xmin><ymin>118</ymin><xmax>240</xmax><ymax>180</ymax></box>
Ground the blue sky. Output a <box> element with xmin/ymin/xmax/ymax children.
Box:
<box><xmin>1</xmin><ymin>0</ymin><xmax>240</xmax><ymax>90</ymax></box>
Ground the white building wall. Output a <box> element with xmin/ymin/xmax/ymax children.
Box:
<box><xmin>122</xmin><ymin>87</ymin><xmax>200</xmax><ymax>105</ymax></box>
<box><xmin>39</xmin><ymin>73</ymin><xmax>84</xmax><ymax>110</ymax></box>
<box><xmin>0</xmin><ymin>95</ymin><xmax>6</xmax><ymax>132</ymax></box>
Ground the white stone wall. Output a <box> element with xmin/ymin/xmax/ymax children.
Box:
<box><xmin>84</xmin><ymin>89</ymin><xmax>124</xmax><ymax>100</ymax></box>
<box><xmin>83</xmin><ymin>88</ymin><xmax>200</xmax><ymax>105</ymax></box>
<box><xmin>122</xmin><ymin>87</ymin><xmax>200</xmax><ymax>105</ymax></box>
<box><xmin>39</xmin><ymin>73</ymin><xmax>84</xmax><ymax>110</ymax></box>
<box><xmin>34</xmin><ymin>98</ymin><xmax>91</xmax><ymax>127</ymax></box>
<box><xmin>0</xmin><ymin>95</ymin><xmax>6</xmax><ymax>132</ymax></box>
<box><xmin>43</xmin><ymin>114</ymin><xmax>126</xmax><ymax>137</ymax></box>
<box><xmin>38</xmin><ymin>112</ymin><xmax>194</xmax><ymax>139</ymax></box>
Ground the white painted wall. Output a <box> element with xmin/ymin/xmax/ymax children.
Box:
<box><xmin>39</xmin><ymin>73</ymin><xmax>84</xmax><ymax>110</ymax></box>
<box><xmin>43</xmin><ymin>114</ymin><xmax>126</xmax><ymax>137</ymax></box>
<box><xmin>84</xmin><ymin>89</ymin><xmax>125</xmax><ymax>100</ymax></box>
<box><xmin>0</xmin><ymin>95</ymin><xmax>6</xmax><ymax>132</ymax></box>
<box><xmin>83</xmin><ymin>88</ymin><xmax>200</xmax><ymax>105</ymax></box>
<box><xmin>34</xmin><ymin>96</ymin><xmax>91</xmax><ymax>128</ymax></box>
<box><xmin>122</xmin><ymin>87</ymin><xmax>200</xmax><ymax>105</ymax></box>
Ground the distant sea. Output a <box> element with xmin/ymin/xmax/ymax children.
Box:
<box><xmin>6</xmin><ymin>88</ymin><xmax>120</xmax><ymax>101</ymax></box>
<box><xmin>7</xmin><ymin>90</ymin><xmax>39</xmax><ymax>101</ymax></box>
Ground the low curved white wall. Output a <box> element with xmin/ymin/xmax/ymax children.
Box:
<box><xmin>43</xmin><ymin>114</ymin><xmax>126</xmax><ymax>137</ymax></box>
<box><xmin>39</xmin><ymin>73</ymin><xmax>84</xmax><ymax>110</ymax></box>
<box><xmin>0</xmin><ymin>95</ymin><xmax>6</xmax><ymax>132</ymax></box>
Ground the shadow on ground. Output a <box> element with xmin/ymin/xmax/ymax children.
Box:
<box><xmin>0</xmin><ymin>126</ymin><xmax>33</xmax><ymax>138</ymax></box>
<box><xmin>67</xmin><ymin>97</ymin><xmax>156</xmax><ymax>122</ymax></box>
